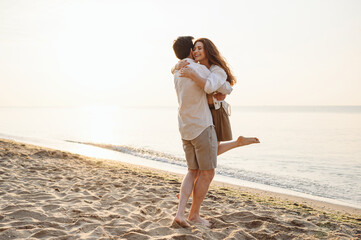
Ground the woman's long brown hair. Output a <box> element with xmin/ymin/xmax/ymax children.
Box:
<box><xmin>194</xmin><ymin>38</ymin><xmax>236</xmax><ymax>86</ymax></box>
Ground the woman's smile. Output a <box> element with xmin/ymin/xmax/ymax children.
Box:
<box><xmin>193</xmin><ymin>42</ymin><xmax>206</xmax><ymax>62</ymax></box>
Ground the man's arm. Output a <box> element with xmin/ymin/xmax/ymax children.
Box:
<box><xmin>171</xmin><ymin>60</ymin><xmax>190</xmax><ymax>74</ymax></box>
<box><xmin>180</xmin><ymin>66</ymin><xmax>207</xmax><ymax>89</ymax></box>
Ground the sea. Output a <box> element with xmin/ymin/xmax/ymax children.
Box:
<box><xmin>0</xmin><ymin>106</ymin><xmax>360</xmax><ymax>208</ymax></box>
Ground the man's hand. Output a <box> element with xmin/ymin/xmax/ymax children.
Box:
<box><xmin>179</xmin><ymin>66</ymin><xmax>194</xmax><ymax>78</ymax></box>
<box><xmin>213</xmin><ymin>92</ymin><xmax>226</xmax><ymax>101</ymax></box>
<box><xmin>175</xmin><ymin>60</ymin><xmax>190</xmax><ymax>70</ymax></box>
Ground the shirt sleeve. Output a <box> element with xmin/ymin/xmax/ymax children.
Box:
<box><xmin>204</xmin><ymin>66</ymin><xmax>227</xmax><ymax>94</ymax></box>
<box><xmin>215</xmin><ymin>81</ymin><xmax>233</xmax><ymax>94</ymax></box>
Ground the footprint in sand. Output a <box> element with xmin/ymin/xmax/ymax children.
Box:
<box><xmin>140</xmin><ymin>205</ymin><xmax>162</xmax><ymax>216</ymax></box>
<box><xmin>42</xmin><ymin>204</ymin><xmax>60</xmax><ymax>211</ymax></box>
<box><xmin>121</xmin><ymin>231</ymin><xmax>149</xmax><ymax>240</ymax></box>
<box><xmin>244</xmin><ymin>220</ymin><xmax>264</xmax><ymax>229</ymax></box>
<box><xmin>7</xmin><ymin>210</ymin><xmax>47</xmax><ymax>221</ymax></box>
<box><xmin>31</xmin><ymin>229</ymin><xmax>67</xmax><ymax>238</ymax></box>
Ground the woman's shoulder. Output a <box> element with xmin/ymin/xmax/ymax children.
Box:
<box><xmin>210</xmin><ymin>64</ymin><xmax>226</xmax><ymax>76</ymax></box>
<box><xmin>210</xmin><ymin>64</ymin><xmax>225</xmax><ymax>72</ymax></box>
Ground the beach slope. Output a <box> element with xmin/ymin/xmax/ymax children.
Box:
<box><xmin>0</xmin><ymin>139</ymin><xmax>360</xmax><ymax>239</ymax></box>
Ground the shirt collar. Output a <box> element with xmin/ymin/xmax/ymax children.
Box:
<box><xmin>184</xmin><ymin>58</ymin><xmax>195</xmax><ymax>63</ymax></box>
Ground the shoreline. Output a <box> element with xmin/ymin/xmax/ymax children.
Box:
<box><xmin>65</xmin><ymin>140</ymin><xmax>361</xmax><ymax>211</ymax></box>
<box><xmin>211</xmin><ymin>180</ymin><xmax>361</xmax><ymax>216</ymax></box>
<box><xmin>1</xmin><ymin>138</ymin><xmax>360</xmax><ymax>239</ymax></box>
<box><xmin>1</xmin><ymin>136</ymin><xmax>360</xmax><ymax>214</ymax></box>
<box><xmin>105</xmin><ymin>154</ymin><xmax>361</xmax><ymax>216</ymax></box>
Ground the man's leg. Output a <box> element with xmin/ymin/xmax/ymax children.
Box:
<box><xmin>217</xmin><ymin>136</ymin><xmax>260</xmax><ymax>155</ymax></box>
<box><xmin>187</xmin><ymin>169</ymin><xmax>215</xmax><ymax>227</ymax></box>
<box><xmin>174</xmin><ymin>169</ymin><xmax>199</xmax><ymax>227</ymax></box>
<box><xmin>176</xmin><ymin>169</ymin><xmax>200</xmax><ymax>200</ymax></box>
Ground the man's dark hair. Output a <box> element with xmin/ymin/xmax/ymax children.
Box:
<box><xmin>173</xmin><ymin>36</ymin><xmax>194</xmax><ymax>60</ymax></box>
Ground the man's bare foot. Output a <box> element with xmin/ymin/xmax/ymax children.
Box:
<box><xmin>188</xmin><ymin>216</ymin><xmax>211</xmax><ymax>227</ymax></box>
<box><xmin>236</xmin><ymin>136</ymin><xmax>260</xmax><ymax>147</ymax></box>
<box><xmin>173</xmin><ymin>216</ymin><xmax>190</xmax><ymax>228</ymax></box>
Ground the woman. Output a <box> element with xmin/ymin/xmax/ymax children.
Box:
<box><xmin>177</xmin><ymin>38</ymin><xmax>260</xmax><ymax>155</ymax></box>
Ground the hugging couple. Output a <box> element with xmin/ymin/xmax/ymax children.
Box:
<box><xmin>172</xmin><ymin>36</ymin><xmax>260</xmax><ymax>227</ymax></box>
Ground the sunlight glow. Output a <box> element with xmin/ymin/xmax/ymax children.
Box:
<box><xmin>79</xmin><ymin>106</ymin><xmax>118</xmax><ymax>143</ymax></box>
<box><xmin>0</xmin><ymin>0</ymin><xmax>360</xmax><ymax>107</ymax></box>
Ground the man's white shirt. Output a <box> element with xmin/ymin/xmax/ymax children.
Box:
<box><xmin>174</xmin><ymin>58</ymin><xmax>233</xmax><ymax>140</ymax></box>
<box><xmin>174</xmin><ymin>58</ymin><xmax>213</xmax><ymax>140</ymax></box>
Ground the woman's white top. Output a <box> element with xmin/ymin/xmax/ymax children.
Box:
<box><xmin>206</xmin><ymin>65</ymin><xmax>232</xmax><ymax>116</ymax></box>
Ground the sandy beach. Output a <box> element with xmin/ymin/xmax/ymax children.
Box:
<box><xmin>0</xmin><ymin>139</ymin><xmax>360</xmax><ymax>239</ymax></box>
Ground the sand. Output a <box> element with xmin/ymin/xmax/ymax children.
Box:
<box><xmin>0</xmin><ymin>139</ymin><xmax>360</xmax><ymax>239</ymax></box>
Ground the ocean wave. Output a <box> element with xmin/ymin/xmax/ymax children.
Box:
<box><xmin>66</xmin><ymin>140</ymin><xmax>188</xmax><ymax>167</ymax></box>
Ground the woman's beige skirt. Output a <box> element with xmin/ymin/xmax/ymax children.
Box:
<box><xmin>210</xmin><ymin>104</ymin><xmax>232</xmax><ymax>141</ymax></box>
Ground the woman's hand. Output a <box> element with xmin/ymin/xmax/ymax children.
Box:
<box><xmin>175</xmin><ymin>60</ymin><xmax>190</xmax><ymax>70</ymax></box>
<box><xmin>213</xmin><ymin>92</ymin><xmax>226</xmax><ymax>101</ymax></box>
<box><xmin>179</xmin><ymin>66</ymin><xmax>195</xmax><ymax>78</ymax></box>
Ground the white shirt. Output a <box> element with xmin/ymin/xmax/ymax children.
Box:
<box><xmin>206</xmin><ymin>65</ymin><xmax>232</xmax><ymax>116</ymax></box>
<box><xmin>204</xmin><ymin>65</ymin><xmax>232</xmax><ymax>95</ymax></box>
<box><xmin>173</xmin><ymin>58</ymin><xmax>213</xmax><ymax>140</ymax></box>
<box><xmin>171</xmin><ymin>61</ymin><xmax>232</xmax><ymax>95</ymax></box>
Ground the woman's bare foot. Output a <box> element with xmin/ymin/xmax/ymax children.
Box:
<box><xmin>173</xmin><ymin>216</ymin><xmax>191</xmax><ymax>228</ymax></box>
<box><xmin>236</xmin><ymin>136</ymin><xmax>260</xmax><ymax>146</ymax></box>
<box><xmin>188</xmin><ymin>216</ymin><xmax>211</xmax><ymax>227</ymax></box>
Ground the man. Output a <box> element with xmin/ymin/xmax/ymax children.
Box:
<box><xmin>172</xmin><ymin>36</ymin><xmax>230</xmax><ymax>227</ymax></box>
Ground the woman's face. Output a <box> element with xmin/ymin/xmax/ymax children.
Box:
<box><xmin>193</xmin><ymin>42</ymin><xmax>207</xmax><ymax>62</ymax></box>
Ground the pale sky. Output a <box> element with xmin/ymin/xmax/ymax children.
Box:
<box><xmin>0</xmin><ymin>0</ymin><xmax>360</xmax><ymax>107</ymax></box>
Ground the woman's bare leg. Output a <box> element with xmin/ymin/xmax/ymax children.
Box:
<box><xmin>217</xmin><ymin>136</ymin><xmax>260</xmax><ymax>156</ymax></box>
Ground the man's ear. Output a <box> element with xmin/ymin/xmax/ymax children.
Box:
<box><xmin>190</xmin><ymin>49</ymin><xmax>194</xmax><ymax>59</ymax></box>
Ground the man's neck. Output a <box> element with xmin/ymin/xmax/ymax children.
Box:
<box><xmin>186</xmin><ymin>53</ymin><xmax>194</xmax><ymax>61</ymax></box>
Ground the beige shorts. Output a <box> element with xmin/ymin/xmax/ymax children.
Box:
<box><xmin>182</xmin><ymin>126</ymin><xmax>217</xmax><ymax>170</ymax></box>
